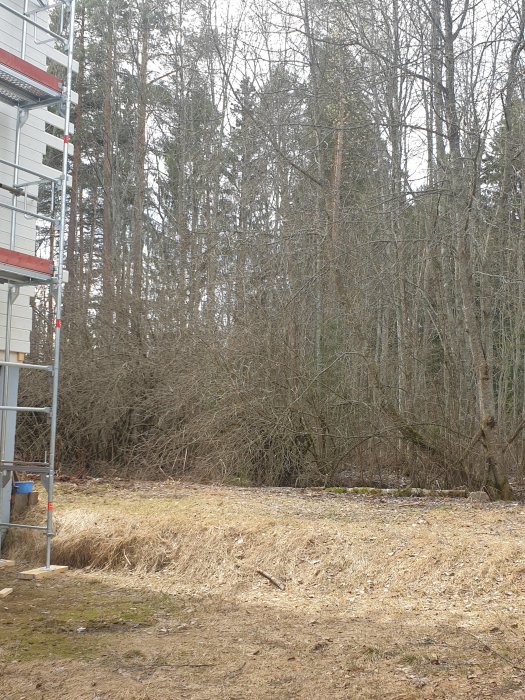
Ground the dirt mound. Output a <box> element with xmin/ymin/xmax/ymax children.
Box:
<box><xmin>7</xmin><ymin>482</ymin><xmax>525</xmax><ymax>607</ymax></box>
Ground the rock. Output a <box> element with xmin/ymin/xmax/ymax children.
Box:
<box><xmin>468</xmin><ymin>491</ymin><xmax>490</xmax><ymax>502</ymax></box>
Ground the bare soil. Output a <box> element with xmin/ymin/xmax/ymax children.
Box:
<box><xmin>2</xmin><ymin>482</ymin><xmax>525</xmax><ymax>699</ymax></box>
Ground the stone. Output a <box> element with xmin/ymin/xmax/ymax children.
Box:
<box><xmin>468</xmin><ymin>491</ymin><xmax>490</xmax><ymax>502</ymax></box>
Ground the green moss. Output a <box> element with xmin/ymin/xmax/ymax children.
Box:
<box><xmin>0</xmin><ymin>576</ymin><xmax>184</xmax><ymax>663</ymax></box>
<box><xmin>324</xmin><ymin>487</ymin><xmax>385</xmax><ymax>495</ymax></box>
<box><xmin>48</xmin><ymin>599</ymin><xmax>156</xmax><ymax>631</ymax></box>
<box><xmin>397</xmin><ymin>488</ymin><xmax>414</xmax><ymax>496</ymax></box>
<box><xmin>5</xmin><ymin>628</ymin><xmax>102</xmax><ymax>662</ymax></box>
<box><xmin>224</xmin><ymin>475</ymin><xmax>253</xmax><ymax>487</ymax></box>
<box><xmin>0</xmin><ymin>612</ymin><xmax>102</xmax><ymax>662</ymax></box>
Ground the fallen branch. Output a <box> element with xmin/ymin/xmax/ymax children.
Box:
<box><xmin>452</xmin><ymin>426</ymin><xmax>483</xmax><ymax>468</ymax></box>
<box><xmin>504</xmin><ymin>417</ymin><xmax>525</xmax><ymax>453</ymax></box>
<box><xmin>0</xmin><ymin>587</ymin><xmax>13</xmax><ymax>598</ymax></box>
<box><xmin>256</xmin><ymin>569</ymin><xmax>286</xmax><ymax>590</ymax></box>
<box><xmin>323</xmin><ymin>487</ymin><xmax>468</xmax><ymax>498</ymax></box>
<box><xmin>462</xmin><ymin>629</ymin><xmax>525</xmax><ymax>673</ymax></box>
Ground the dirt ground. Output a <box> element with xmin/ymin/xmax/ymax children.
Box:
<box><xmin>2</xmin><ymin>482</ymin><xmax>525</xmax><ymax>699</ymax></box>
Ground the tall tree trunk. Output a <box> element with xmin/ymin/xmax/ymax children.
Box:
<box><xmin>101</xmin><ymin>10</ymin><xmax>114</xmax><ymax>320</ymax></box>
<box><xmin>442</xmin><ymin>0</ymin><xmax>511</xmax><ymax>498</ymax></box>
<box><xmin>131</xmin><ymin>3</ymin><xmax>149</xmax><ymax>340</ymax></box>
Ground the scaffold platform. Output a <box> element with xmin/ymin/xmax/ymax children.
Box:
<box><xmin>0</xmin><ymin>48</ymin><xmax>62</xmax><ymax>108</ymax></box>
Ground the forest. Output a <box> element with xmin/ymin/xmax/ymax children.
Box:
<box><xmin>19</xmin><ymin>0</ymin><xmax>525</xmax><ymax>499</ymax></box>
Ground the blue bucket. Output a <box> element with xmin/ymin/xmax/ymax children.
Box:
<box><xmin>14</xmin><ymin>481</ymin><xmax>33</xmax><ymax>494</ymax></box>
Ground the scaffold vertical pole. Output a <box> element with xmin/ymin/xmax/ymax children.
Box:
<box><xmin>45</xmin><ymin>0</ymin><xmax>76</xmax><ymax>570</ymax></box>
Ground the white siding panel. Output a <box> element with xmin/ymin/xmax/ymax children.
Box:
<box><xmin>0</xmin><ymin>314</ymin><xmax>32</xmax><ymax>331</ymax></box>
<box><xmin>0</xmin><ymin>0</ymin><xmax>67</xmax><ymax>354</ymax></box>
<box><xmin>0</xmin><ymin>326</ymin><xmax>30</xmax><ymax>345</ymax></box>
<box><xmin>46</xmin><ymin>45</ymin><xmax>78</xmax><ymax>74</ymax></box>
<box><xmin>42</xmin><ymin>130</ymin><xmax>73</xmax><ymax>156</ymax></box>
<box><xmin>33</xmin><ymin>107</ymin><xmax>74</xmax><ymax>134</ymax></box>
<box><xmin>0</xmin><ymin>290</ymin><xmax>33</xmax><ymax>312</ymax></box>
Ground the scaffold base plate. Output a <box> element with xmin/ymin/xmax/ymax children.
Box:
<box><xmin>0</xmin><ymin>559</ymin><xmax>15</xmax><ymax>569</ymax></box>
<box><xmin>18</xmin><ymin>565</ymin><xmax>68</xmax><ymax>580</ymax></box>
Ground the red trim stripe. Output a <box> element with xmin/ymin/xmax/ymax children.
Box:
<box><xmin>0</xmin><ymin>247</ymin><xmax>53</xmax><ymax>275</ymax></box>
<box><xmin>0</xmin><ymin>48</ymin><xmax>62</xmax><ymax>94</ymax></box>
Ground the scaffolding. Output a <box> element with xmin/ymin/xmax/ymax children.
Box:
<box><xmin>0</xmin><ymin>0</ymin><xmax>75</xmax><ymax>574</ymax></box>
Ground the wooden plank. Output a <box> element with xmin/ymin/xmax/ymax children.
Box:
<box><xmin>0</xmin><ymin>587</ymin><xmax>13</xmax><ymax>598</ymax></box>
<box><xmin>0</xmin><ymin>559</ymin><xmax>15</xmax><ymax>569</ymax></box>
<box><xmin>17</xmin><ymin>565</ymin><xmax>68</xmax><ymax>580</ymax></box>
<box><xmin>12</xmin><ymin>493</ymin><xmax>31</xmax><ymax>517</ymax></box>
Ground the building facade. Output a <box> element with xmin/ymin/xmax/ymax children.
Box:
<box><xmin>0</xmin><ymin>0</ymin><xmax>75</xmax><ymax>548</ymax></box>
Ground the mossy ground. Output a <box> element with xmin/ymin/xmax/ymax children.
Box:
<box><xmin>0</xmin><ymin>571</ymin><xmax>185</xmax><ymax>663</ymax></box>
<box><xmin>2</xmin><ymin>565</ymin><xmax>525</xmax><ymax>699</ymax></box>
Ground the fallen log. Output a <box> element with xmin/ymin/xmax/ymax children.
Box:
<box><xmin>322</xmin><ymin>487</ymin><xmax>468</xmax><ymax>498</ymax></box>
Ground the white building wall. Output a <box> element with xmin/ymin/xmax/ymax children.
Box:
<box><xmin>0</xmin><ymin>0</ymin><xmax>72</xmax><ymax>358</ymax></box>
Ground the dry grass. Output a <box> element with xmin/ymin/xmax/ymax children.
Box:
<box><xmin>5</xmin><ymin>482</ymin><xmax>525</xmax><ymax>698</ymax></box>
<box><xmin>7</xmin><ymin>482</ymin><xmax>525</xmax><ymax>615</ymax></box>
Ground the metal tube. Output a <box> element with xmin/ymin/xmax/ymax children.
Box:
<box><xmin>0</xmin><ymin>522</ymin><xmax>47</xmax><ymax>531</ymax></box>
<box><xmin>0</xmin><ymin>158</ymin><xmax>60</xmax><ymax>182</ymax></box>
<box><xmin>9</xmin><ymin>113</ymin><xmax>25</xmax><ymax>247</ymax></box>
<box><xmin>29</xmin><ymin>1</ymin><xmax>68</xmax><ymax>16</ymax></box>
<box><xmin>0</xmin><ymin>460</ymin><xmax>49</xmax><ymax>465</ymax></box>
<box><xmin>45</xmin><ymin>0</ymin><xmax>75</xmax><ymax>570</ymax></box>
<box><xmin>0</xmin><ymin>466</ymin><xmax>50</xmax><ymax>474</ymax></box>
<box><xmin>21</xmin><ymin>0</ymin><xmax>29</xmax><ymax>57</ymax></box>
<box><xmin>0</xmin><ymin>266</ymin><xmax>16</xmax><ymax>478</ymax></box>
<box><xmin>0</xmin><ymin>405</ymin><xmax>50</xmax><ymax>413</ymax></box>
<box><xmin>17</xmin><ymin>179</ymin><xmax>50</xmax><ymax>191</ymax></box>
<box><xmin>0</xmin><ymin>200</ymin><xmax>57</xmax><ymax>223</ymax></box>
<box><xmin>0</xmin><ymin>361</ymin><xmax>52</xmax><ymax>371</ymax></box>
<box><xmin>0</xmin><ymin>288</ymin><xmax>17</xmax><ymax>505</ymax></box>
<box><xmin>0</xmin><ymin>1</ymin><xmax>66</xmax><ymax>44</ymax></box>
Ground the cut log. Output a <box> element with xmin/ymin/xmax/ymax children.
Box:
<box><xmin>323</xmin><ymin>487</ymin><xmax>468</xmax><ymax>498</ymax></box>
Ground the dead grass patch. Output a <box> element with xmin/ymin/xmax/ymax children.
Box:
<box><xmin>4</xmin><ymin>483</ymin><xmax>525</xmax><ymax>698</ymax></box>
<box><xmin>6</xmin><ymin>482</ymin><xmax>525</xmax><ymax>610</ymax></box>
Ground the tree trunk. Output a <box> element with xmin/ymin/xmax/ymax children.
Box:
<box><xmin>131</xmin><ymin>4</ymin><xmax>149</xmax><ymax>340</ymax></box>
